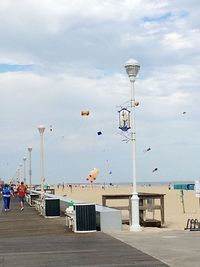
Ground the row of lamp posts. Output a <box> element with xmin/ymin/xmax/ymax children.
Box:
<box><xmin>17</xmin><ymin>149</ymin><xmax>32</xmax><ymax>192</ymax></box>
<box><xmin>16</xmin><ymin>125</ymin><xmax>45</xmax><ymax>199</ymax></box>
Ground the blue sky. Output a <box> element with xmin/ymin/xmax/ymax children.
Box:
<box><xmin>0</xmin><ymin>64</ymin><xmax>32</xmax><ymax>73</ymax></box>
<box><xmin>0</xmin><ymin>0</ymin><xmax>200</xmax><ymax>185</ymax></box>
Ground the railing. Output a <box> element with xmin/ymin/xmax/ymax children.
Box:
<box><xmin>27</xmin><ymin>189</ymin><xmax>122</xmax><ymax>231</ymax></box>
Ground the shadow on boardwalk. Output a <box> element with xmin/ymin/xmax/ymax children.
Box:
<box><xmin>0</xmin><ymin>197</ymin><xmax>169</xmax><ymax>267</ymax></box>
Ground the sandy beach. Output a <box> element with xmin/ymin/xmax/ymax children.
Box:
<box><xmin>53</xmin><ymin>184</ymin><xmax>200</xmax><ymax>230</ymax></box>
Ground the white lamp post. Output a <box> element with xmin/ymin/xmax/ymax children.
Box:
<box><xmin>19</xmin><ymin>163</ymin><xmax>23</xmax><ymax>182</ymax></box>
<box><xmin>23</xmin><ymin>157</ymin><xmax>27</xmax><ymax>184</ymax></box>
<box><xmin>17</xmin><ymin>168</ymin><xmax>20</xmax><ymax>183</ymax></box>
<box><xmin>38</xmin><ymin>125</ymin><xmax>45</xmax><ymax>199</ymax></box>
<box><xmin>28</xmin><ymin>146</ymin><xmax>32</xmax><ymax>193</ymax></box>
<box><xmin>124</xmin><ymin>58</ymin><xmax>141</xmax><ymax>231</ymax></box>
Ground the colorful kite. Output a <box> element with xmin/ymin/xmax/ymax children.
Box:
<box><xmin>81</xmin><ymin>111</ymin><xmax>90</xmax><ymax>116</ymax></box>
<box><xmin>86</xmin><ymin>168</ymin><xmax>99</xmax><ymax>183</ymax></box>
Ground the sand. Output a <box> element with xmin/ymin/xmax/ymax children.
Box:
<box><xmin>53</xmin><ymin>184</ymin><xmax>200</xmax><ymax>230</ymax></box>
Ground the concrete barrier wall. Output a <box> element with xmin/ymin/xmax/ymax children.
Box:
<box><xmin>29</xmin><ymin>190</ymin><xmax>122</xmax><ymax>231</ymax></box>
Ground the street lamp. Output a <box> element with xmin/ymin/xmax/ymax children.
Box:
<box><xmin>23</xmin><ymin>157</ymin><xmax>27</xmax><ymax>184</ymax></box>
<box><xmin>28</xmin><ymin>146</ymin><xmax>32</xmax><ymax>193</ymax></box>
<box><xmin>38</xmin><ymin>125</ymin><xmax>45</xmax><ymax>199</ymax></box>
<box><xmin>124</xmin><ymin>58</ymin><xmax>141</xmax><ymax>231</ymax></box>
<box><xmin>19</xmin><ymin>163</ymin><xmax>23</xmax><ymax>182</ymax></box>
<box><xmin>17</xmin><ymin>168</ymin><xmax>20</xmax><ymax>183</ymax></box>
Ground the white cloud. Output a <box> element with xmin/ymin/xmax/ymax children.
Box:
<box><xmin>0</xmin><ymin>0</ymin><xmax>200</xmax><ymax>183</ymax></box>
<box><xmin>162</xmin><ymin>31</ymin><xmax>196</xmax><ymax>49</ymax></box>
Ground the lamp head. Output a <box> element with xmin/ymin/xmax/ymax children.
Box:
<box><xmin>28</xmin><ymin>146</ymin><xmax>32</xmax><ymax>152</ymax></box>
<box><xmin>125</xmin><ymin>59</ymin><xmax>140</xmax><ymax>81</ymax></box>
<box><xmin>23</xmin><ymin>157</ymin><xmax>27</xmax><ymax>161</ymax></box>
<box><xmin>38</xmin><ymin>125</ymin><xmax>45</xmax><ymax>134</ymax></box>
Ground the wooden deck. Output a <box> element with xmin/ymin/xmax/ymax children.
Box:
<box><xmin>0</xmin><ymin>196</ymin><xmax>169</xmax><ymax>267</ymax></box>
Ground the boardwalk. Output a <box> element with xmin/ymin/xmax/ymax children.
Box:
<box><xmin>0</xmin><ymin>197</ymin><xmax>168</xmax><ymax>267</ymax></box>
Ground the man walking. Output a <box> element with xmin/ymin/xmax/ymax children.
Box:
<box><xmin>17</xmin><ymin>181</ymin><xmax>27</xmax><ymax>211</ymax></box>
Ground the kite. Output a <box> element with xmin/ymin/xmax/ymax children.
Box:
<box><xmin>152</xmin><ymin>168</ymin><xmax>158</xmax><ymax>173</ymax></box>
<box><xmin>143</xmin><ymin>147</ymin><xmax>151</xmax><ymax>153</ymax></box>
<box><xmin>86</xmin><ymin>168</ymin><xmax>99</xmax><ymax>183</ymax></box>
<box><xmin>134</xmin><ymin>101</ymin><xmax>139</xmax><ymax>107</ymax></box>
<box><xmin>182</xmin><ymin>112</ymin><xmax>186</xmax><ymax>115</ymax></box>
<box><xmin>81</xmin><ymin>111</ymin><xmax>90</xmax><ymax>116</ymax></box>
<box><xmin>97</xmin><ymin>131</ymin><xmax>102</xmax><ymax>135</ymax></box>
<box><xmin>50</xmin><ymin>125</ymin><xmax>53</xmax><ymax>132</ymax></box>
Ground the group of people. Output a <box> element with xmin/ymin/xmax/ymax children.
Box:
<box><xmin>1</xmin><ymin>182</ymin><xmax>27</xmax><ymax>211</ymax></box>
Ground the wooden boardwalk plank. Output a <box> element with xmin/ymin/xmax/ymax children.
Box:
<box><xmin>0</xmin><ymin>197</ymin><xmax>169</xmax><ymax>267</ymax></box>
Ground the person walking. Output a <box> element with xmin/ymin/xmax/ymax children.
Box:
<box><xmin>2</xmin><ymin>184</ymin><xmax>12</xmax><ymax>211</ymax></box>
<box><xmin>17</xmin><ymin>181</ymin><xmax>27</xmax><ymax>211</ymax></box>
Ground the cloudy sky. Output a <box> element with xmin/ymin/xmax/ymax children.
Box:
<box><xmin>0</xmin><ymin>0</ymin><xmax>200</xmax><ymax>185</ymax></box>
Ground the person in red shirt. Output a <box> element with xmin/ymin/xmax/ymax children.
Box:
<box><xmin>17</xmin><ymin>181</ymin><xmax>27</xmax><ymax>211</ymax></box>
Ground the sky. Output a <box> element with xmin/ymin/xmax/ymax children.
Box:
<box><xmin>0</xmin><ymin>0</ymin><xmax>200</xmax><ymax>185</ymax></box>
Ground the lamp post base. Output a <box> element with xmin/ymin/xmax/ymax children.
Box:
<box><xmin>130</xmin><ymin>192</ymin><xmax>142</xmax><ymax>231</ymax></box>
<box><xmin>130</xmin><ymin>224</ymin><xmax>142</xmax><ymax>231</ymax></box>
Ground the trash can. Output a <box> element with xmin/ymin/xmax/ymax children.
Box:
<box><xmin>74</xmin><ymin>203</ymin><xmax>96</xmax><ymax>233</ymax></box>
<box><xmin>45</xmin><ymin>198</ymin><xmax>60</xmax><ymax>217</ymax></box>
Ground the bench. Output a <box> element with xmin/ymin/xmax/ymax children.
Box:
<box><xmin>102</xmin><ymin>193</ymin><xmax>165</xmax><ymax>227</ymax></box>
<box><xmin>34</xmin><ymin>198</ymin><xmax>45</xmax><ymax>215</ymax></box>
<box><xmin>65</xmin><ymin>206</ymin><xmax>75</xmax><ymax>230</ymax></box>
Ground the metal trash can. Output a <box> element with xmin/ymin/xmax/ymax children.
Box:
<box><xmin>45</xmin><ymin>198</ymin><xmax>60</xmax><ymax>217</ymax></box>
<box><xmin>74</xmin><ymin>203</ymin><xmax>96</xmax><ymax>233</ymax></box>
